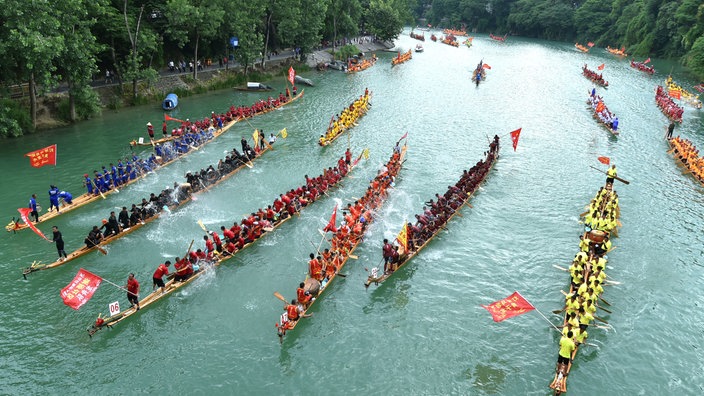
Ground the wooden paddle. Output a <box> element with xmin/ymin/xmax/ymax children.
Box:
<box><xmin>197</xmin><ymin>220</ymin><xmax>208</xmax><ymax>233</ymax></box>
<box><xmin>598</xmin><ymin>305</ymin><xmax>612</xmax><ymax>314</ymax></box>
<box><xmin>594</xmin><ymin>315</ymin><xmax>609</xmax><ymax>324</ymax></box>
<box><xmin>273</xmin><ymin>291</ymin><xmax>287</xmax><ymax>303</ymax></box>
<box><xmin>599</xmin><ymin>296</ymin><xmax>611</xmax><ymax>306</ymax></box>
<box><xmin>96</xmin><ymin>244</ymin><xmax>108</xmax><ymax>255</ymax></box>
<box><xmin>552</xmin><ymin>308</ymin><xmax>565</xmax><ymax>314</ymax></box>
<box><xmin>589</xmin><ymin>165</ymin><xmax>630</xmax><ymax>185</ymax></box>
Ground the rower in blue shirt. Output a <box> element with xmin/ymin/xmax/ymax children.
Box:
<box><xmin>58</xmin><ymin>190</ymin><xmax>73</xmax><ymax>205</ymax></box>
<box><xmin>84</xmin><ymin>174</ymin><xmax>94</xmax><ymax>195</ymax></box>
<box><xmin>48</xmin><ymin>185</ymin><xmax>61</xmax><ymax>212</ymax></box>
<box><xmin>28</xmin><ymin>194</ymin><xmax>39</xmax><ymax>222</ymax></box>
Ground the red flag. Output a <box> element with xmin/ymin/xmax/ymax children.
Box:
<box><xmin>60</xmin><ymin>269</ymin><xmax>102</xmax><ymax>310</ymax></box>
<box><xmin>399</xmin><ymin>132</ymin><xmax>408</xmax><ymax>141</ymax></box>
<box><xmin>510</xmin><ymin>128</ymin><xmax>521</xmax><ymax>151</ymax></box>
<box><xmin>164</xmin><ymin>114</ymin><xmax>184</xmax><ymax>123</ymax></box>
<box><xmin>25</xmin><ymin>144</ymin><xmax>57</xmax><ymax>168</ymax></box>
<box><xmin>17</xmin><ymin>208</ymin><xmax>49</xmax><ymax>241</ymax></box>
<box><xmin>644</xmin><ymin>57</ymin><xmax>651</xmax><ymax>64</ymax></box>
<box><xmin>481</xmin><ymin>291</ymin><xmax>535</xmax><ymax>322</ymax></box>
<box><xmin>288</xmin><ymin>66</ymin><xmax>295</xmax><ymax>85</ymax></box>
<box><xmin>323</xmin><ymin>204</ymin><xmax>338</xmax><ymax>233</ymax></box>
<box><xmin>598</xmin><ymin>156</ymin><xmax>610</xmax><ymax>165</ymax></box>
<box><xmin>597</xmin><ymin>63</ymin><xmax>605</xmax><ymax>70</ymax></box>
<box><xmin>669</xmin><ymin>89</ymin><xmax>681</xmax><ymax>100</ymax></box>
<box><xmin>587</xmin><ymin>42</ymin><xmax>594</xmax><ymax>47</ymax></box>
<box><xmin>596</xmin><ymin>101</ymin><xmax>605</xmax><ymax>113</ymax></box>
<box><xmin>482</xmin><ymin>64</ymin><xmax>492</xmax><ymax>70</ymax></box>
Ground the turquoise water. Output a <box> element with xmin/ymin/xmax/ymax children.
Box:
<box><xmin>1</xmin><ymin>33</ymin><xmax>703</xmax><ymax>395</ymax></box>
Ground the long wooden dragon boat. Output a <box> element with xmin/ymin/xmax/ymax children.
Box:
<box><xmin>365</xmin><ymin>139</ymin><xmax>498</xmax><ymax>287</ymax></box>
<box><xmin>10</xmin><ymin>91</ymin><xmax>305</xmax><ymax>233</ymax></box>
<box><xmin>667</xmin><ymin>136</ymin><xmax>704</xmax><ymax>186</ymax></box>
<box><xmin>582</xmin><ymin>65</ymin><xmax>608</xmax><ymax>87</ymax></box>
<box><xmin>86</xmin><ymin>149</ymin><xmax>366</xmax><ymax>336</ymax></box>
<box><xmin>318</xmin><ymin>91</ymin><xmax>371</xmax><ymax>147</ymax></box>
<box><xmin>275</xmin><ymin>139</ymin><xmax>408</xmax><ymax>342</ymax></box>
<box><xmin>549</xmin><ymin>183</ymin><xmax>621</xmax><ymax>394</ymax></box>
<box><xmin>587</xmin><ymin>93</ymin><xmax>619</xmax><ymax>136</ymax></box>
<box><xmin>391</xmin><ymin>49</ymin><xmax>412</xmax><ymax>67</ymax></box>
<box><xmin>22</xmin><ymin>141</ymin><xmax>277</xmax><ymax>278</ymax></box>
<box><xmin>129</xmin><ymin>90</ymin><xmax>304</xmax><ymax>147</ymax></box>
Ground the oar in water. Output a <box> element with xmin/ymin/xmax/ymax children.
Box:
<box><xmin>598</xmin><ymin>305</ymin><xmax>612</xmax><ymax>314</ymax></box>
<box><xmin>589</xmin><ymin>165</ymin><xmax>630</xmax><ymax>185</ymax></box>
<box><xmin>197</xmin><ymin>219</ymin><xmax>208</xmax><ymax>234</ymax></box>
<box><xmin>599</xmin><ymin>295</ymin><xmax>611</xmax><ymax>306</ymax></box>
<box><xmin>552</xmin><ymin>308</ymin><xmax>565</xmax><ymax>315</ymax></box>
<box><xmin>594</xmin><ymin>315</ymin><xmax>609</xmax><ymax>325</ymax></box>
<box><xmin>553</xmin><ymin>264</ymin><xmax>569</xmax><ymax>272</ymax></box>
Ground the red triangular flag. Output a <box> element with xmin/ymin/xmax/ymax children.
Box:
<box><xmin>25</xmin><ymin>144</ymin><xmax>57</xmax><ymax>168</ymax></box>
<box><xmin>482</xmin><ymin>64</ymin><xmax>492</xmax><ymax>70</ymax></box>
<box><xmin>17</xmin><ymin>208</ymin><xmax>50</xmax><ymax>241</ymax></box>
<box><xmin>587</xmin><ymin>42</ymin><xmax>594</xmax><ymax>47</ymax></box>
<box><xmin>510</xmin><ymin>128</ymin><xmax>521</xmax><ymax>151</ymax></box>
<box><xmin>644</xmin><ymin>57</ymin><xmax>651</xmax><ymax>64</ymax></box>
<box><xmin>60</xmin><ymin>269</ymin><xmax>103</xmax><ymax>310</ymax></box>
<box><xmin>669</xmin><ymin>89</ymin><xmax>681</xmax><ymax>100</ymax></box>
<box><xmin>288</xmin><ymin>66</ymin><xmax>295</xmax><ymax>86</ymax></box>
<box><xmin>399</xmin><ymin>132</ymin><xmax>408</xmax><ymax>141</ymax></box>
<box><xmin>598</xmin><ymin>156</ymin><xmax>610</xmax><ymax>165</ymax></box>
<box><xmin>597</xmin><ymin>63</ymin><xmax>605</xmax><ymax>70</ymax></box>
<box><xmin>164</xmin><ymin>114</ymin><xmax>184</xmax><ymax>123</ymax></box>
<box><xmin>323</xmin><ymin>204</ymin><xmax>338</xmax><ymax>233</ymax></box>
<box><xmin>482</xmin><ymin>292</ymin><xmax>535</xmax><ymax>322</ymax></box>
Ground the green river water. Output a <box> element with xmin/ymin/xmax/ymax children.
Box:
<box><xmin>1</xmin><ymin>33</ymin><xmax>703</xmax><ymax>395</ymax></box>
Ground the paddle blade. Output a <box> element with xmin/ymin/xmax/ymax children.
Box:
<box><xmin>273</xmin><ymin>291</ymin><xmax>287</xmax><ymax>303</ymax></box>
<box><xmin>197</xmin><ymin>220</ymin><xmax>208</xmax><ymax>233</ymax></box>
<box><xmin>97</xmin><ymin>246</ymin><xmax>107</xmax><ymax>255</ymax></box>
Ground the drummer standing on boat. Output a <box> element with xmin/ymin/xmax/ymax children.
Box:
<box><xmin>50</xmin><ymin>226</ymin><xmax>68</xmax><ymax>261</ymax></box>
<box><xmin>606</xmin><ymin>165</ymin><xmax>617</xmax><ymax>186</ymax></box>
<box><xmin>126</xmin><ymin>273</ymin><xmax>140</xmax><ymax>311</ymax></box>
<box><xmin>28</xmin><ymin>194</ymin><xmax>39</xmax><ymax>222</ymax></box>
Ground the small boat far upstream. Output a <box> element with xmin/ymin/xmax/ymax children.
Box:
<box><xmin>234</xmin><ymin>82</ymin><xmax>273</xmax><ymax>92</ymax></box>
<box><xmin>162</xmin><ymin>93</ymin><xmax>178</xmax><ymax>111</ymax></box>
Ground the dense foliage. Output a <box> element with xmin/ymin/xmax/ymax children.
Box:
<box><xmin>0</xmin><ymin>0</ymin><xmax>414</xmax><ymax>137</ymax></box>
<box><xmin>418</xmin><ymin>0</ymin><xmax>704</xmax><ymax>76</ymax></box>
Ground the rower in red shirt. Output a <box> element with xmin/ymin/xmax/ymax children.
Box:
<box><xmin>209</xmin><ymin>231</ymin><xmax>222</xmax><ymax>252</ymax></box>
<box><xmin>345</xmin><ymin>149</ymin><xmax>352</xmax><ymax>165</ymax></box>
<box><xmin>204</xmin><ymin>235</ymin><xmax>215</xmax><ymax>256</ymax></box>
<box><xmin>308</xmin><ymin>253</ymin><xmax>323</xmax><ymax>281</ymax></box>
<box><xmin>152</xmin><ymin>261</ymin><xmax>171</xmax><ymax>292</ymax></box>
<box><xmin>273</xmin><ymin>197</ymin><xmax>285</xmax><ymax>212</ymax></box>
<box><xmin>221</xmin><ymin>226</ymin><xmax>235</xmax><ymax>242</ymax></box>
<box><xmin>296</xmin><ymin>283</ymin><xmax>311</xmax><ymax>308</ymax></box>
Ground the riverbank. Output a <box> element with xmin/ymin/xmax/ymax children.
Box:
<box><xmin>27</xmin><ymin>40</ymin><xmax>393</xmax><ymax>133</ymax></box>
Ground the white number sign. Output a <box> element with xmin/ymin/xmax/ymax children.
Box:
<box><xmin>109</xmin><ymin>301</ymin><xmax>120</xmax><ymax>316</ymax></box>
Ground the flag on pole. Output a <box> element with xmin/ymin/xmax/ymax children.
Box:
<box><xmin>669</xmin><ymin>89</ymin><xmax>681</xmax><ymax>100</ymax></box>
<box><xmin>280</xmin><ymin>128</ymin><xmax>288</xmax><ymax>139</ymax></box>
<box><xmin>510</xmin><ymin>128</ymin><xmax>522</xmax><ymax>151</ymax></box>
<box><xmin>17</xmin><ymin>208</ymin><xmax>49</xmax><ymax>241</ymax></box>
<box><xmin>598</xmin><ymin>156</ymin><xmax>610</xmax><ymax>165</ymax></box>
<box><xmin>399</xmin><ymin>132</ymin><xmax>408</xmax><ymax>141</ymax></box>
<box><xmin>644</xmin><ymin>57</ymin><xmax>651</xmax><ymax>64</ymax></box>
<box><xmin>60</xmin><ymin>269</ymin><xmax>103</xmax><ymax>310</ymax></box>
<box><xmin>587</xmin><ymin>42</ymin><xmax>594</xmax><ymax>47</ymax></box>
<box><xmin>362</xmin><ymin>148</ymin><xmax>370</xmax><ymax>160</ymax></box>
<box><xmin>323</xmin><ymin>205</ymin><xmax>338</xmax><ymax>233</ymax></box>
<box><xmin>288</xmin><ymin>66</ymin><xmax>295</xmax><ymax>85</ymax></box>
<box><xmin>164</xmin><ymin>114</ymin><xmax>184</xmax><ymax>123</ymax></box>
<box><xmin>396</xmin><ymin>223</ymin><xmax>408</xmax><ymax>252</ymax></box>
<box><xmin>481</xmin><ymin>291</ymin><xmax>535</xmax><ymax>322</ymax></box>
<box><xmin>252</xmin><ymin>129</ymin><xmax>260</xmax><ymax>148</ymax></box>
<box><xmin>482</xmin><ymin>64</ymin><xmax>492</xmax><ymax>70</ymax></box>
<box><xmin>597</xmin><ymin>63</ymin><xmax>605</xmax><ymax>71</ymax></box>
<box><xmin>596</xmin><ymin>101</ymin><xmax>605</xmax><ymax>113</ymax></box>
<box><xmin>25</xmin><ymin>144</ymin><xmax>57</xmax><ymax>168</ymax></box>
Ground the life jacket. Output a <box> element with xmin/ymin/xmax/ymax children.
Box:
<box><xmin>286</xmin><ymin>304</ymin><xmax>299</xmax><ymax>321</ymax></box>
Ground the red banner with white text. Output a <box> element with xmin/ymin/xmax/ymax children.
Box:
<box><xmin>17</xmin><ymin>208</ymin><xmax>49</xmax><ymax>241</ymax></box>
<box><xmin>25</xmin><ymin>144</ymin><xmax>57</xmax><ymax>168</ymax></box>
<box><xmin>60</xmin><ymin>269</ymin><xmax>103</xmax><ymax>310</ymax></box>
<box><xmin>482</xmin><ymin>291</ymin><xmax>535</xmax><ymax>322</ymax></box>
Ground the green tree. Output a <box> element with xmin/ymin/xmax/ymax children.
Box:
<box><xmin>325</xmin><ymin>0</ymin><xmax>362</xmax><ymax>53</ymax></box>
<box><xmin>164</xmin><ymin>0</ymin><xmax>226</xmax><ymax>80</ymax></box>
<box><xmin>366</xmin><ymin>0</ymin><xmax>402</xmax><ymax>42</ymax></box>
<box><xmin>685</xmin><ymin>36</ymin><xmax>704</xmax><ymax>77</ymax></box>
<box><xmin>222</xmin><ymin>0</ymin><xmax>265</xmax><ymax>74</ymax></box>
<box><xmin>56</xmin><ymin>0</ymin><xmax>105</xmax><ymax>121</ymax></box>
<box><xmin>1</xmin><ymin>0</ymin><xmax>66</xmax><ymax>128</ymax></box>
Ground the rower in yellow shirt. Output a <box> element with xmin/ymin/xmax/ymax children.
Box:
<box><xmin>557</xmin><ymin>332</ymin><xmax>576</xmax><ymax>366</ymax></box>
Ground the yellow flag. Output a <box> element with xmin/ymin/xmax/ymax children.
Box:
<box><xmin>252</xmin><ymin>129</ymin><xmax>259</xmax><ymax>147</ymax></box>
<box><xmin>280</xmin><ymin>128</ymin><xmax>288</xmax><ymax>139</ymax></box>
<box><xmin>362</xmin><ymin>148</ymin><xmax>369</xmax><ymax>160</ymax></box>
<box><xmin>396</xmin><ymin>223</ymin><xmax>407</xmax><ymax>252</ymax></box>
